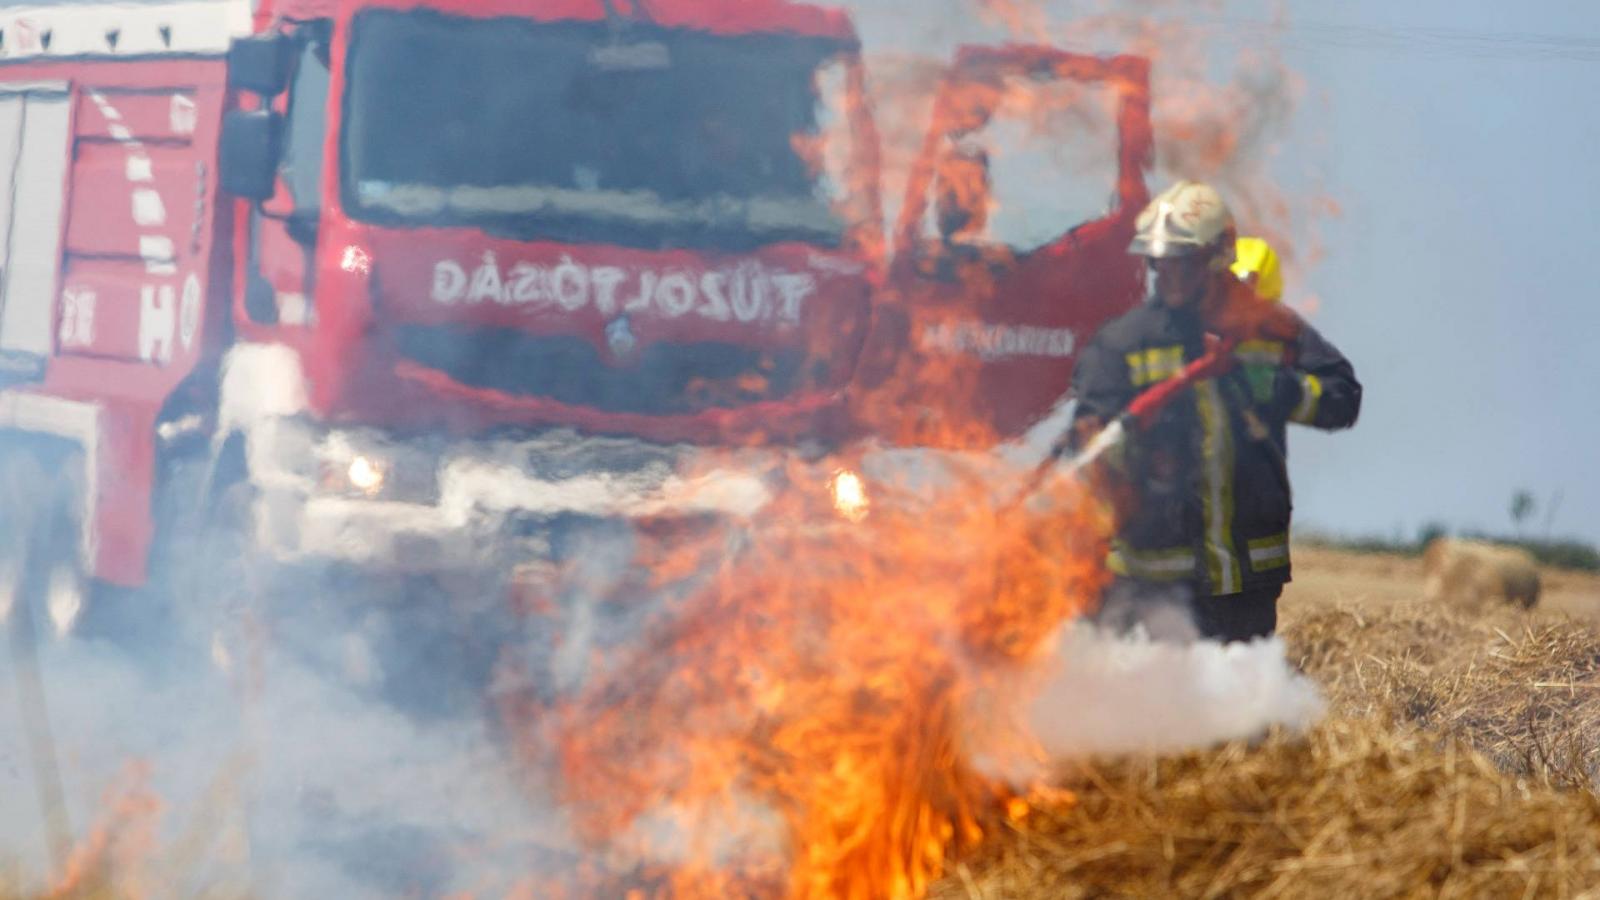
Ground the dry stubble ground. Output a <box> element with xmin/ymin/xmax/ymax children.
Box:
<box><xmin>13</xmin><ymin>549</ymin><xmax>1600</xmax><ymax>898</ymax></box>
<box><xmin>934</xmin><ymin>546</ymin><xmax>1600</xmax><ymax>899</ymax></box>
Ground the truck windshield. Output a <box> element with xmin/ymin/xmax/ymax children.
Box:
<box><xmin>341</xmin><ymin>11</ymin><xmax>856</xmax><ymax>252</ymax></box>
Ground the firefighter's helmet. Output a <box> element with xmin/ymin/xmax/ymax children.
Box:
<box><xmin>1129</xmin><ymin>181</ymin><xmax>1234</xmax><ymax>259</ymax></box>
<box><xmin>1231</xmin><ymin>236</ymin><xmax>1284</xmax><ymax>302</ymax></box>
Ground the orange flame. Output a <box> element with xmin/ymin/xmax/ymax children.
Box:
<box><xmin>500</xmin><ymin>451</ymin><xmax>1110</xmax><ymax>898</ymax></box>
<box><xmin>45</xmin><ymin>764</ymin><xmax>161</xmax><ymax>899</ymax></box>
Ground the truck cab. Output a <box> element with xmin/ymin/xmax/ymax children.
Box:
<box><xmin>218</xmin><ymin>0</ymin><xmax>884</xmax><ymax>574</ymax></box>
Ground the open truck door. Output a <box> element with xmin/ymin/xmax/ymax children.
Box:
<box><xmin>854</xmin><ymin>46</ymin><xmax>1152</xmax><ymax>447</ymax></box>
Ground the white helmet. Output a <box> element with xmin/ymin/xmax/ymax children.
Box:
<box><xmin>1129</xmin><ymin>181</ymin><xmax>1235</xmax><ymax>259</ymax></box>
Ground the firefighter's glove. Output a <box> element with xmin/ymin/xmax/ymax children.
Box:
<box><xmin>1266</xmin><ymin>366</ymin><xmax>1307</xmax><ymax>420</ymax></box>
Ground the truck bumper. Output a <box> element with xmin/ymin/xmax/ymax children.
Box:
<box><xmin>240</xmin><ymin>415</ymin><xmax>779</xmax><ymax>575</ymax></box>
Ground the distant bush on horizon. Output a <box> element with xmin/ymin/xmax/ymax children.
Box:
<box><xmin>1297</xmin><ymin>528</ymin><xmax>1600</xmax><ymax>573</ymax></box>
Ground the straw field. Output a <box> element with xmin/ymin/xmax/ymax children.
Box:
<box><xmin>933</xmin><ymin>546</ymin><xmax>1600</xmax><ymax>899</ymax></box>
<box><xmin>11</xmin><ymin>547</ymin><xmax>1600</xmax><ymax>898</ymax></box>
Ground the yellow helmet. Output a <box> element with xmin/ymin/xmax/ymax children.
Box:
<box><xmin>1231</xmin><ymin>236</ymin><xmax>1283</xmax><ymax>302</ymax></box>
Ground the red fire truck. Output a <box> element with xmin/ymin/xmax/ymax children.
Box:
<box><xmin>0</xmin><ymin>0</ymin><xmax>1149</xmax><ymax>659</ymax></box>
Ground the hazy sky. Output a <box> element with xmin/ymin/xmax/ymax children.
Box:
<box><xmin>1265</xmin><ymin>0</ymin><xmax>1600</xmax><ymax>545</ymax></box>
<box><xmin>839</xmin><ymin>0</ymin><xmax>1600</xmax><ymax>544</ymax></box>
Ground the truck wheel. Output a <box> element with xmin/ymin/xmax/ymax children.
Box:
<box><xmin>185</xmin><ymin>477</ymin><xmax>267</xmax><ymax>677</ymax></box>
<box><xmin>0</xmin><ymin>450</ymin><xmax>90</xmax><ymax>642</ymax></box>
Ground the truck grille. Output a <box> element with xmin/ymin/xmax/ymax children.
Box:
<box><xmin>395</xmin><ymin>325</ymin><xmax>808</xmax><ymax>416</ymax></box>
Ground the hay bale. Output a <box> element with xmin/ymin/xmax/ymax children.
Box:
<box><xmin>1423</xmin><ymin>538</ymin><xmax>1541</xmax><ymax>609</ymax></box>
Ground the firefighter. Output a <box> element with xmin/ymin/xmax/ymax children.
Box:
<box><xmin>1071</xmin><ymin>181</ymin><xmax>1362</xmax><ymax>642</ymax></box>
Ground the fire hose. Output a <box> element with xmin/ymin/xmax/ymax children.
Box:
<box><xmin>1012</xmin><ymin>280</ymin><xmax>1307</xmax><ymax>505</ymax></box>
<box><xmin>1008</xmin><ymin>336</ymin><xmax>1241</xmax><ymax>508</ymax></box>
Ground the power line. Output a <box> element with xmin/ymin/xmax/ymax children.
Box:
<box><xmin>1205</xmin><ymin>15</ymin><xmax>1600</xmax><ymax>63</ymax></box>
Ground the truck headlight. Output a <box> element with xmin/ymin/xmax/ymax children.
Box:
<box><xmin>345</xmin><ymin>455</ymin><xmax>387</xmax><ymax>496</ymax></box>
<box><xmin>318</xmin><ymin>442</ymin><xmax>440</xmax><ymax>504</ymax></box>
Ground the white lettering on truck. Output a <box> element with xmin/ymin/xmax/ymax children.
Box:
<box><xmin>139</xmin><ymin>283</ymin><xmax>176</xmax><ymax>363</ymax></box>
<box><xmin>919</xmin><ymin>321</ymin><xmax>1077</xmax><ymax>362</ymax></box>
<box><xmin>430</xmin><ymin>256</ymin><xmax>818</xmax><ymax>326</ymax></box>
<box><xmin>170</xmin><ymin>95</ymin><xmax>197</xmax><ymax>135</ymax></box>
<box><xmin>179</xmin><ymin>273</ymin><xmax>201</xmax><ymax>350</ymax></box>
<box><xmin>59</xmin><ymin>288</ymin><xmax>96</xmax><ymax>348</ymax></box>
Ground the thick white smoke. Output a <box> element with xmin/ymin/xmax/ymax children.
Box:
<box><xmin>1028</xmin><ymin>626</ymin><xmax>1324</xmax><ymax>757</ymax></box>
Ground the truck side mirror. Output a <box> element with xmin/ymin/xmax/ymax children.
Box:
<box><xmin>219</xmin><ymin>109</ymin><xmax>282</xmax><ymax>201</ymax></box>
<box><xmin>227</xmin><ymin>33</ymin><xmax>294</xmax><ymax>96</ymax></box>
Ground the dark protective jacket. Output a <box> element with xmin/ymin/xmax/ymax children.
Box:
<box><xmin>1070</xmin><ymin>298</ymin><xmax>1361</xmax><ymax>596</ymax></box>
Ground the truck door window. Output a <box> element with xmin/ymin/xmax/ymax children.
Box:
<box><xmin>920</xmin><ymin>77</ymin><xmax>1121</xmax><ymax>255</ymax></box>
<box><xmin>282</xmin><ymin>25</ymin><xmax>331</xmax><ymax>216</ymax></box>
<box><xmin>246</xmin><ymin>22</ymin><xmax>331</xmax><ymax>322</ymax></box>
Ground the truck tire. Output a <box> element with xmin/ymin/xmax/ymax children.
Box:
<box><xmin>180</xmin><ymin>473</ymin><xmax>268</xmax><ymax>677</ymax></box>
<box><xmin>0</xmin><ymin>448</ymin><xmax>90</xmax><ymax>643</ymax></box>
<box><xmin>144</xmin><ymin>439</ymin><xmax>271</xmax><ymax>674</ymax></box>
